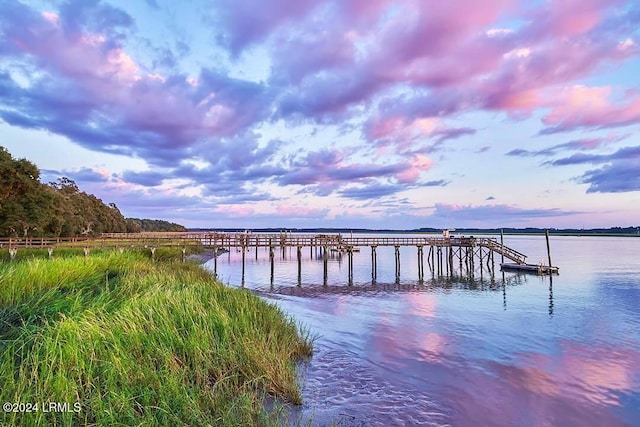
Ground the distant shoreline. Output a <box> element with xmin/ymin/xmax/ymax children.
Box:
<box><xmin>186</xmin><ymin>227</ymin><xmax>640</xmax><ymax>237</ymax></box>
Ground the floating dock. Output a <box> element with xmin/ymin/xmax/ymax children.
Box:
<box><xmin>501</xmin><ymin>263</ymin><xmax>559</xmax><ymax>275</ymax></box>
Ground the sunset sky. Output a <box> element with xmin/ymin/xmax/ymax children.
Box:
<box><xmin>1</xmin><ymin>0</ymin><xmax>639</xmax><ymax>229</ymax></box>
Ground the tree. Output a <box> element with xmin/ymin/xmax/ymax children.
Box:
<box><xmin>1</xmin><ymin>146</ymin><xmax>184</xmax><ymax>237</ymax></box>
<box><xmin>0</xmin><ymin>147</ymin><xmax>54</xmax><ymax>237</ymax></box>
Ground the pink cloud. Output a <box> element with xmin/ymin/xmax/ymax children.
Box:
<box><xmin>365</xmin><ymin>113</ymin><xmax>475</xmax><ymax>156</ymax></box>
<box><xmin>275</xmin><ymin>205</ymin><xmax>329</xmax><ymax>219</ymax></box>
<box><xmin>213</xmin><ymin>204</ymin><xmax>256</xmax><ymax>217</ymax></box>
<box><xmin>395</xmin><ymin>154</ymin><xmax>434</xmax><ymax>184</ymax></box>
<box><xmin>526</xmin><ymin>0</ymin><xmax>618</xmax><ymax>39</ymax></box>
<box><xmin>542</xmin><ymin>85</ymin><xmax>640</xmax><ymax>133</ymax></box>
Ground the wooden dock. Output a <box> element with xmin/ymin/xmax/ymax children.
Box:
<box><xmin>0</xmin><ymin>231</ymin><xmax>558</xmax><ymax>283</ymax></box>
<box><xmin>501</xmin><ymin>263</ymin><xmax>559</xmax><ymax>275</ymax></box>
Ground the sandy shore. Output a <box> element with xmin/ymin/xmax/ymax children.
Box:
<box><xmin>185</xmin><ymin>248</ymin><xmax>228</xmax><ymax>264</ymax></box>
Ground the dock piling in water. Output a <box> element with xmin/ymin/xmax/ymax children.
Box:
<box><xmin>2</xmin><ymin>231</ymin><xmax>559</xmax><ymax>281</ymax></box>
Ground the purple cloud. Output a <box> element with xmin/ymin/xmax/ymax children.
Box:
<box><xmin>338</xmin><ymin>183</ymin><xmax>406</xmax><ymax>201</ymax></box>
<box><xmin>210</xmin><ymin>0</ymin><xmax>318</xmax><ymax>55</ymax></box>
<box><xmin>0</xmin><ymin>4</ymin><xmax>274</xmax><ymax>169</ymax></box>
<box><xmin>581</xmin><ymin>158</ymin><xmax>640</xmax><ymax>193</ymax></box>
<box><xmin>507</xmin><ymin>135</ymin><xmax>628</xmax><ymax>157</ymax></box>
<box><xmin>547</xmin><ymin>145</ymin><xmax>640</xmax><ymax>166</ymax></box>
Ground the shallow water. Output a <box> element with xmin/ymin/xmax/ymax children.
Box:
<box><xmin>207</xmin><ymin>234</ymin><xmax>640</xmax><ymax>426</ymax></box>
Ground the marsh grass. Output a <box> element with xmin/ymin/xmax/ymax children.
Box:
<box><xmin>0</xmin><ymin>251</ymin><xmax>312</xmax><ymax>426</ymax></box>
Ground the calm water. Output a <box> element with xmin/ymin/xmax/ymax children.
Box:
<box><xmin>206</xmin><ymin>234</ymin><xmax>640</xmax><ymax>426</ymax></box>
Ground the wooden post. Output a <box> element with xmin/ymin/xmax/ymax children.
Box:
<box><xmin>449</xmin><ymin>246</ymin><xmax>454</xmax><ymax>276</ymax></box>
<box><xmin>269</xmin><ymin>246</ymin><xmax>275</xmax><ymax>285</ymax></box>
<box><xmin>545</xmin><ymin>229</ymin><xmax>553</xmax><ymax>274</ymax></box>
<box><xmin>417</xmin><ymin>246</ymin><xmax>423</xmax><ymax>281</ymax></box>
<box><xmin>430</xmin><ymin>246</ymin><xmax>435</xmax><ymax>276</ymax></box>
<box><xmin>347</xmin><ymin>247</ymin><xmax>353</xmax><ymax>285</ymax></box>
<box><xmin>323</xmin><ymin>246</ymin><xmax>328</xmax><ymax>285</ymax></box>
<box><xmin>371</xmin><ymin>246</ymin><xmax>377</xmax><ymax>282</ymax></box>
<box><xmin>297</xmin><ymin>246</ymin><xmax>302</xmax><ymax>285</ymax></box>
<box><xmin>500</xmin><ymin>229</ymin><xmax>505</xmax><ymax>265</ymax></box>
<box><xmin>444</xmin><ymin>246</ymin><xmax>449</xmax><ymax>276</ymax></box>
<box><xmin>213</xmin><ymin>246</ymin><xmax>218</xmax><ymax>278</ymax></box>
<box><xmin>241</xmin><ymin>245</ymin><xmax>246</xmax><ymax>284</ymax></box>
<box><xmin>394</xmin><ymin>245</ymin><xmax>400</xmax><ymax>281</ymax></box>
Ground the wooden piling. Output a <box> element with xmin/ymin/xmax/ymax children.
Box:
<box><xmin>394</xmin><ymin>245</ymin><xmax>401</xmax><ymax>281</ymax></box>
<box><xmin>445</xmin><ymin>246</ymin><xmax>449</xmax><ymax>276</ymax></box>
<box><xmin>417</xmin><ymin>245</ymin><xmax>424</xmax><ymax>281</ymax></box>
<box><xmin>449</xmin><ymin>246</ymin><xmax>454</xmax><ymax>276</ymax></box>
<box><xmin>213</xmin><ymin>246</ymin><xmax>218</xmax><ymax>278</ymax></box>
<box><xmin>347</xmin><ymin>247</ymin><xmax>353</xmax><ymax>285</ymax></box>
<box><xmin>323</xmin><ymin>246</ymin><xmax>328</xmax><ymax>285</ymax></box>
<box><xmin>371</xmin><ymin>246</ymin><xmax>377</xmax><ymax>282</ymax></box>
<box><xmin>241</xmin><ymin>245</ymin><xmax>246</xmax><ymax>284</ymax></box>
<box><xmin>545</xmin><ymin>229</ymin><xmax>553</xmax><ymax>272</ymax></box>
<box><xmin>500</xmin><ymin>229</ymin><xmax>505</xmax><ymax>265</ymax></box>
<box><xmin>297</xmin><ymin>246</ymin><xmax>302</xmax><ymax>285</ymax></box>
<box><xmin>269</xmin><ymin>246</ymin><xmax>275</xmax><ymax>285</ymax></box>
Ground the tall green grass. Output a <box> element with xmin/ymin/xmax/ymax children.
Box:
<box><xmin>0</xmin><ymin>251</ymin><xmax>312</xmax><ymax>426</ymax></box>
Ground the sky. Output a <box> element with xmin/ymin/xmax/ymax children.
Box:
<box><xmin>1</xmin><ymin>0</ymin><xmax>639</xmax><ymax>230</ymax></box>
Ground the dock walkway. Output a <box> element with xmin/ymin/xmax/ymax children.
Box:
<box><xmin>1</xmin><ymin>232</ymin><xmax>559</xmax><ymax>280</ymax></box>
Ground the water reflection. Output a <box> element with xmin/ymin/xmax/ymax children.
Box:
<box><xmin>212</xmin><ymin>235</ymin><xmax>640</xmax><ymax>426</ymax></box>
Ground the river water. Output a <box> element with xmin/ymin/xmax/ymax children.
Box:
<box><xmin>205</xmin><ymin>234</ymin><xmax>640</xmax><ymax>426</ymax></box>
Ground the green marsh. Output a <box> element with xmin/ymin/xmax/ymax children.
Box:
<box><xmin>0</xmin><ymin>250</ymin><xmax>312</xmax><ymax>426</ymax></box>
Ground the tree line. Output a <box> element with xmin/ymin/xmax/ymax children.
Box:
<box><xmin>0</xmin><ymin>147</ymin><xmax>186</xmax><ymax>237</ymax></box>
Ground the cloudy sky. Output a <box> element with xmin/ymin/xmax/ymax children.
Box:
<box><xmin>1</xmin><ymin>0</ymin><xmax>639</xmax><ymax>229</ymax></box>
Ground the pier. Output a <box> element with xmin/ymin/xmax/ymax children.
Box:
<box><xmin>0</xmin><ymin>231</ymin><xmax>559</xmax><ymax>282</ymax></box>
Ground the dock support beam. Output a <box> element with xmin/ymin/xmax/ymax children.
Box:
<box><xmin>371</xmin><ymin>246</ymin><xmax>377</xmax><ymax>282</ymax></box>
<box><xmin>500</xmin><ymin>229</ymin><xmax>505</xmax><ymax>266</ymax></box>
<box><xmin>269</xmin><ymin>246</ymin><xmax>275</xmax><ymax>285</ymax></box>
<box><xmin>545</xmin><ymin>229</ymin><xmax>553</xmax><ymax>273</ymax></box>
<box><xmin>241</xmin><ymin>245</ymin><xmax>246</xmax><ymax>285</ymax></box>
<box><xmin>448</xmin><ymin>246</ymin><xmax>455</xmax><ymax>276</ymax></box>
<box><xmin>297</xmin><ymin>246</ymin><xmax>302</xmax><ymax>286</ymax></box>
<box><xmin>417</xmin><ymin>245</ymin><xmax>424</xmax><ymax>281</ymax></box>
<box><xmin>444</xmin><ymin>246</ymin><xmax>449</xmax><ymax>276</ymax></box>
<box><xmin>323</xmin><ymin>246</ymin><xmax>328</xmax><ymax>285</ymax></box>
<box><xmin>394</xmin><ymin>245</ymin><xmax>401</xmax><ymax>282</ymax></box>
<box><xmin>429</xmin><ymin>246</ymin><xmax>434</xmax><ymax>276</ymax></box>
<box><xmin>213</xmin><ymin>246</ymin><xmax>218</xmax><ymax>278</ymax></box>
<box><xmin>347</xmin><ymin>247</ymin><xmax>354</xmax><ymax>285</ymax></box>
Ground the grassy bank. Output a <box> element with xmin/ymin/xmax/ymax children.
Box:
<box><xmin>0</xmin><ymin>250</ymin><xmax>312</xmax><ymax>426</ymax></box>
